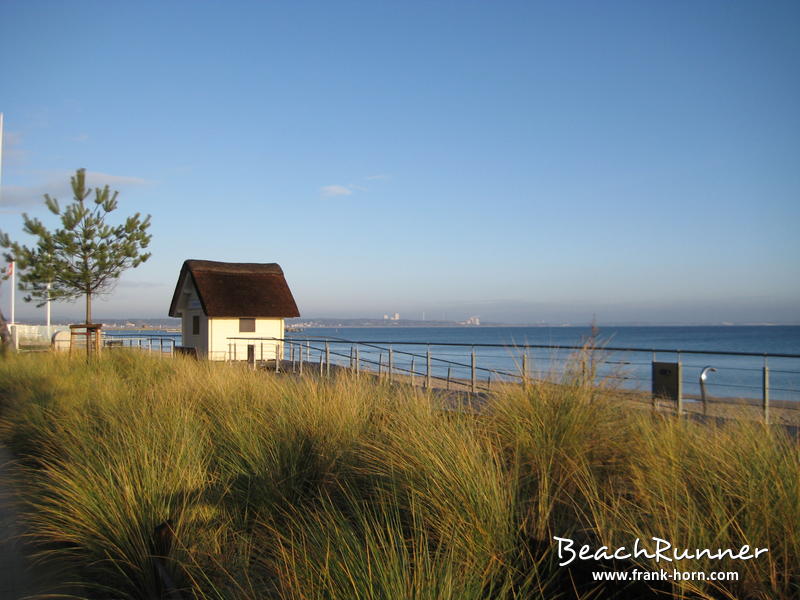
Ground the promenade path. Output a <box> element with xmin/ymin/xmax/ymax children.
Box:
<box><xmin>0</xmin><ymin>445</ymin><xmax>78</xmax><ymax>599</ymax></box>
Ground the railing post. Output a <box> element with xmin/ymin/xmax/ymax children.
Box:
<box><xmin>319</xmin><ymin>351</ymin><xmax>323</xmax><ymax>376</ymax></box>
<box><xmin>446</xmin><ymin>367</ymin><xmax>451</xmax><ymax>390</ymax></box>
<box><xmin>522</xmin><ymin>352</ymin><xmax>529</xmax><ymax>386</ymax></box>
<box><xmin>299</xmin><ymin>345</ymin><xmax>304</xmax><ymax>375</ymax></box>
<box><xmin>350</xmin><ymin>345</ymin><xmax>354</xmax><ymax>370</ymax></box>
<box><xmin>388</xmin><ymin>347</ymin><xmax>394</xmax><ymax>384</ymax></box>
<box><xmin>325</xmin><ymin>342</ymin><xmax>330</xmax><ymax>377</ymax></box>
<box><xmin>355</xmin><ymin>346</ymin><xmax>360</xmax><ymax>376</ymax></box>
<box><xmin>410</xmin><ymin>356</ymin><xmax>415</xmax><ymax>385</ymax></box>
<box><xmin>763</xmin><ymin>360</ymin><xmax>770</xmax><ymax>425</ymax></box>
<box><xmin>260</xmin><ymin>342</ymin><xmax>264</xmax><ymax>362</ymax></box>
<box><xmin>378</xmin><ymin>353</ymin><xmax>383</xmax><ymax>379</ymax></box>
<box><xmin>651</xmin><ymin>351</ymin><xmax>657</xmax><ymax>411</ymax></box>
<box><xmin>471</xmin><ymin>348</ymin><xmax>477</xmax><ymax>394</ymax></box>
<box><xmin>291</xmin><ymin>344</ymin><xmax>296</xmax><ymax>372</ymax></box>
<box><xmin>275</xmin><ymin>343</ymin><xmax>281</xmax><ymax>373</ymax></box>
<box><xmin>426</xmin><ymin>348</ymin><xmax>431</xmax><ymax>389</ymax></box>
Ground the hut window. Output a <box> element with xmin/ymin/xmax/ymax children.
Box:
<box><xmin>192</xmin><ymin>316</ymin><xmax>200</xmax><ymax>335</ymax></box>
<box><xmin>239</xmin><ymin>318</ymin><xmax>256</xmax><ymax>333</ymax></box>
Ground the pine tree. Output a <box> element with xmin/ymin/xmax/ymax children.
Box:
<box><xmin>0</xmin><ymin>169</ymin><xmax>152</xmax><ymax>324</ymax></box>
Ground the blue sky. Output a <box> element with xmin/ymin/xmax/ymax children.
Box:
<box><xmin>1</xmin><ymin>1</ymin><xmax>798</xmax><ymax>324</ymax></box>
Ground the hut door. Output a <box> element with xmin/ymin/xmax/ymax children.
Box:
<box><xmin>247</xmin><ymin>344</ymin><xmax>255</xmax><ymax>366</ymax></box>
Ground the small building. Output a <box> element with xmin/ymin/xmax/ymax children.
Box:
<box><xmin>168</xmin><ymin>260</ymin><xmax>300</xmax><ymax>361</ymax></box>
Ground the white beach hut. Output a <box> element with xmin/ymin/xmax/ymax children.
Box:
<box><xmin>168</xmin><ymin>260</ymin><xmax>300</xmax><ymax>361</ymax></box>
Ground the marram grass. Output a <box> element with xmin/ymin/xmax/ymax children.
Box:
<box><xmin>0</xmin><ymin>351</ymin><xmax>796</xmax><ymax>599</ymax></box>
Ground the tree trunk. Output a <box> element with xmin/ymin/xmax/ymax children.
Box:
<box><xmin>85</xmin><ymin>291</ymin><xmax>92</xmax><ymax>325</ymax></box>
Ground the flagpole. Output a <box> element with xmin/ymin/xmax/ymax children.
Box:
<box><xmin>0</xmin><ymin>113</ymin><xmax>11</xmax><ymax>326</ymax></box>
<box><xmin>10</xmin><ymin>263</ymin><xmax>15</xmax><ymax>325</ymax></box>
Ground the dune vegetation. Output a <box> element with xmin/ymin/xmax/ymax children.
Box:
<box><xmin>0</xmin><ymin>351</ymin><xmax>797</xmax><ymax>599</ymax></box>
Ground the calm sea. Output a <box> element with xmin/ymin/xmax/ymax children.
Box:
<box><xmin>288</xmin><ymin>326</ymin><xmax>800</xmax><ymax>402</ymax></box>
<box><xmin>108</xmin><ymin>326</ymin><xmax>800</xmax><ymax>402</ymax></box>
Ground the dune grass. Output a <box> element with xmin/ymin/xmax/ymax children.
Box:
<box><xmin>0</xmin><ymin>351</ymin><xmax>796</xmax><ymax>599</ymax></box>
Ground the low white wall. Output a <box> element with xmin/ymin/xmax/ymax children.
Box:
<box><xmin>9</xmin><ymin>324</ymin><xmax>70</xmax><ymax>350</ymax></box>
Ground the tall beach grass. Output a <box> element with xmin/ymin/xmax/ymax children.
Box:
<box><xmin>0</xmin><ymin>351</ymin><xmax>796</xmax><ymax>599</ymax></box>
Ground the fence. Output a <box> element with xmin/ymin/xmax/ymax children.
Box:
<box><xmin>47</xmin><ymin>332</ymin><xmax>178</xmax><ymax>353</ymax></box>
<box><xmin>25</xmin><ymin>328</ymin><xmax>797</xmax><ymax>424</ymax></box>
<box><xmin>227</xmin><ymin>335</ymin><xmax>800</xmax><ymax>425</ymax></box>
<box><xmin>101</xmin><ymin>333</ymin><xmax>178</xmax><ymax>353</ymax></box>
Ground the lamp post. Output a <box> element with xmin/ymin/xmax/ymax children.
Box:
<box><xmin>699</xmin><ymin>366</ymin><xmax>716</xmax><ymax>416</ymax></box>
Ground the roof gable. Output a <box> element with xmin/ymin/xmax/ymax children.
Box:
<box><xmin>169</xmin><ymin>260</ymin><xmax>300</xmax><ymax>318</ymax></box>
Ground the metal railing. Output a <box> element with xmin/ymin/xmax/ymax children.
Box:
<box><xmin>225</xmin><ymin>335</ymin><xmax>800</xmax><ymax>424</ymax></box>
<box><xmin>100</xmin><ymin>333</ymin><xmax>178</xmax><ymax>354</ymax></box>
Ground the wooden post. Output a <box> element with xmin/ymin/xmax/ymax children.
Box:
<box><xmin>410</xmin><ymin>357</ymin><xmax>416</xmax><ymax>385</ymax></box>
<box><xmin>319</xmin><ymin>351</ymin><xmax>323</xmax><ymax>376</ymax></box>
<box><xmin>522</xmin><ymin>353</ymin><xmax>528</xmax><ymax>386</ymax></box>
<box><xmin>426</xmin><ymin>348</ymin><xmax>431</xmax><ymax>389</ymax></box>
<box><xmin>378</xmin><ymin>353</ymin><xmax>383</xmax><ymax>379</ymax></box>
<box><xmin>291</xmin><ymin>344</ymin><xmax>295</xmax><ymax>372</ymax></box>
<box><xmin>763</xmin><ymin>362</ymin><xmax>770</xmax><ymax>425</ymax></box>
<box><xmin>260</xmin><ymin>342</ymin><xmax>264</xmax><ymax>362</ymax></box>
<box><xmin>651</xmin><ymin>350</ymin><xmax>657</xmax><ymax>412</ymax></box>
<box><xmin>349</xmin><ymin>345</ymin><xmax>354</xmax><ymax>370</ymax></box>
<box><xmin>355</xmin><ymin>346</ymin><xmax>360</xmax><ymax>376</ymax></box>
<box><xmin>299</xmin><ymin>345</ymin><xmax>304</xmax><ymax>375</ymax></box>
<box><xmin>471</xmin><ymin>348</ymin><xmax>477</xmax><ymax>394</ymax></box>
<box><xmin>446</xmin><ymin>367</ymin><xmax>451</xmax><ymax>390</ymax></box>
<box><xmin>325</xmin><ymin>342</ymin><xmax>331</xmax><ymax>377</ymax></box>
<box><xmin>388</xmin><ymin>348</ymin><xmax>393</xmax><ymax>384</ymax></box>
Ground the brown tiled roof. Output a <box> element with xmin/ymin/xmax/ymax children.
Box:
<box><xmin>168</xmin><ymin>260</ymin><xmax>300</xmax><ymax>318</ymax></box>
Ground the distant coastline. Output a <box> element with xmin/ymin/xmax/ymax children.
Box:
<box><xmin>286</xmin><ymin>318</ymin><xmax>798</xmax><ymax>329</ymax></box>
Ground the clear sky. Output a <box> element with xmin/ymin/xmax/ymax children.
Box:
<box><xmin>1</xmin><ymin>1</ymin><xmax>798</xmax><ymax>325</ymax></box>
